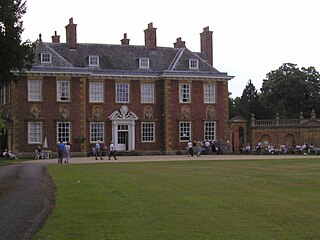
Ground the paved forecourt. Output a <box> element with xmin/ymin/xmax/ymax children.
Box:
<box><xmin>25</xmin><ymin>154</ymin><xmax>320</xmax><ymax>165</ymax></box>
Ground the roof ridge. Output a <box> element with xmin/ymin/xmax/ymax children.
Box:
<box><xmin>43</xmin><ymin>43</ymin><xmax>74</xmax><ymax>67</ymax></box>
<box><xmin>167</xmin><ymin>48</ymin><xmax>185</xmax><ymax>71</ymax></box>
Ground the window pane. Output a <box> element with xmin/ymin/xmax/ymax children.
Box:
<box><xmin>204</xmin><ymin>84</ymin><xmax>215</xmax><ymax>103</ymax></box>
<box><xmin>180</xmin><ymin>122</ymin><xmax>191</xmax><ymax>141</ymax></box>
<box><xmin>116</xmin><ymin>83</ymin><xmax>129</xmax><ymax>103</ymax></box>
<box><xmin>57</xmin><ymin>81</ymin><xmax>70</xmax><ymax>101</ymax></box>
<box><xmin>57</xmin><ymin>122</ymin><xmax>70</xmax><ymax>142</ymax></box>
<box><xmin>180</xmin><ymin>84</ymin><xmax>191</xmax><ymax>103</ymax></box>
<box><xmin>90</xmin><ymin>82</ymin><xmax>104</xmax><ymax>102</ymax></box>
<box><xmin>204</xmin><ymin>122</ymin><xmax>215</xmax><ymax>141</ymax></box>
<box><xmin>90</xmin><ymin>122</ymin><xmax>104</xmax><ymax>142</ymax></box>
<box><xmin>28</xmin><ymin>122</ymin><xmax>42</xmax><ymax>144</ymax></box>
<box><xmin>28</xmin><ymin>80</ymin><xmax>41</xmax><ymax>101</ymax></box>
<box><xmin>142</xmin><ymin>122</ymin><xmax>155</xmax><ymax>142</ymax></box>
<box><xmin>141</xmin><ymin>83</ymin><xmax>154</xmax><ymax>103</ymax></box>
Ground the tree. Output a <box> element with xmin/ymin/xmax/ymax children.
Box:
<box><xmin>260</xmin><ymin>63</ymin><xmax>320</xmax><ymax>118</ymax></box>
<box><xmin>0</xmin><ymin>0</ymin><xmax>35</xmax><ymax>84</ymax></box>
<box><xmin>231</xmin><ymin>80</ymin><xmax>264</xmax><ymax>120</ymax></box>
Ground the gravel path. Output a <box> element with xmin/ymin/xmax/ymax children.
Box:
<box><xmin>0</xmin><ymin>163</ymin><xmax>54</xmax><ymax>240</ymax></box>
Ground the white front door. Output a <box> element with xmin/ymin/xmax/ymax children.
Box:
<box><xmin>116</xmin><ymin>124</ymin><xmax>129</xmax><ymax>151</ymax></box>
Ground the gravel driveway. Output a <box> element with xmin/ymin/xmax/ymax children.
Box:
<box><xmin>0</xmin><ymin>163</ymin><xmax>54</xmax><ymax>240</ymax></box>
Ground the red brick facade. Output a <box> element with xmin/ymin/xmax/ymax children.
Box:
<box><xmin>0</xmin><ymin>19</ymin><xmax>233</xmax><ymax>157</ymax></box>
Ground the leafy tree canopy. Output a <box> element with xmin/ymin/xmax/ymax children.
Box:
<box><xmin>0</xmin><ymin>0</ymin><xmax>35</xmax><ymax>84</ymax></box>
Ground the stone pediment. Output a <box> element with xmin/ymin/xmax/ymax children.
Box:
<box><xmin>301</xmin><ymin>119</ymin><xmax>320</xmax><ymax>127</ymax></box>
<box><xmin>108</xmin><ymin>105</ymin><xmax>138</xmax><ymax>121</ymax></box>
<box><xmin>229</xmin><ymin>116</ymin><xmax>248</xmax><ymax>123</ymax></box>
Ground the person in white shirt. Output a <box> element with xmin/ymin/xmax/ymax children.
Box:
<box><xmin>108</xmin><ymin>141</ymin><xmax>117</xmax><ymax>160</ymax></box>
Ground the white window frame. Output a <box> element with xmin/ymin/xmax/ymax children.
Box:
<box><xmin>57</xmin><ymin>80</ymin><xmax>70</xmax><ymax>102</ymax></box>
<box><xmin>180</xmin><ymin>122</ymin><xmax>191</xmax><ymax>142</ymax></box>
<box><xmin>141</xmin><ymin>83</ymin><xmax>154</xmax><ymax>103</ymax></box>
<box><xmin>141</xmin><ymin>122</ymin><xmax>155</xmax><ymax>142</ymax></box>
<box><xmin>41</xmin><ymin>53</ymin><xmax>51</xmax><ymax>63</ymax></box>
<box><xmin>116</xmin><ymin>83</ymin><xmax>129</xmax><ymax>103</ymax></box>
<box><xmin>139</xmin><ymin>58</ymin><xmax>150</xmax><ymax>69</ymax></box>
<box><xmin>179</xmin><ymin>83</ymin><xmax>191</xmax><ymax>103</ymax></box>
<box><xmin>204</xmin><ymin>84</ymin><xmax>216</xmax><ymax>103</ymax></box>
<box><xmin>28</xmin><ymin>122</ymin><xmax>42</xmax><ymax>144</ymax></box>
<box><xmin>28</xmin><ymin>80</ymin><xmax>42</xmax><ymax>102</ymax></box>
<box><xmin>89</xmin><ymin>55</ymin><xmax>99</xmax><ymax>67</ymax></box>
<box><xmin>204</xmin><ymin>121</ymin><xmax>216</xmax><ymax>141</ymax></box>
<box><xmin>89</xmin><ymin>82</ymin><xmax>104</xmax><ymax>103</ymax></box>
<box><xmin>57</xmin><ymin>122</ymin><xmax>71</xmax><ymax>143</ymax></box>
<box><xmin>90</xmin><ymin>122</ymin><xmax>105</xmax><ymax>142</ymax></box>
<box><xmin>189</xmin><ymin>59</ymin><xmax>199</xmax><ymax>69</ymax></box>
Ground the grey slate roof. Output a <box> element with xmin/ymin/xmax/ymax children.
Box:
<box><xmin>32</xmin><ymin>41</ymin><xmax>232</xmax><ymax>79</ymax></box>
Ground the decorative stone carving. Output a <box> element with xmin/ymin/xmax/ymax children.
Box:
<box><xmin>144</xmin><ymin>106</ymin><xmax>153</xmax><ymax>119</ymax></box>
<box><xmin>206</xmin><ymin>106</ymin><xmax>215</xmax><ymax>120</ymax></box>
<box><xmin>59</xmin><ymin>106</ymin><xmax>68</xmax><ymax>118</ymax></box>
<box><xmin>30</xmin><ymin>105</ymin><xmax>40</xmax><ymax>119</ymax></box>
<box><xmin>92</xmin><ymin>106</ymin><xmax>102</xmax><ymax>119</ymax></box>
<box><xmin>311</xmin><ymin>109</ymin><xmax>316</xmax><ymax>119</ymax></box>
<box><xmin>120</xmin><ymin>105</ymin><xmax>129</xmax><ymax>117</ymax></box>
<box><xmin>181</xmin><ymin>105</ymin><xmax>191</xmax><ymax>120</ymax></box>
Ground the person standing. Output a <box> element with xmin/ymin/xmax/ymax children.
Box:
<box><xmin>57</xmin><ymin>141</ymin><xmax>65</xmax><ymax>164</ymax></box>
<box><xmin>187</xmin><ymin>140</ymin><xmax>193</xmax><ymax>157</ymax></box>
<box><xmin>64</xmin><ymin>142</ymin><xmax>71</xmax><ymax>164</ymax></box>
<box><xmin>95</xmin><ymin>140</ymin><xmax>103</xmax><ymax>160</ymax></box>
<box><xmin>108</xmin><ymin>141</ymin><xmax>117</xmax><ymax>160</ymax></box>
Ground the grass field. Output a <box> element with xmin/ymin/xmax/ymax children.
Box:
<box><xmin>34</xmin><ymin>158</ymin><xmax>320</xmax><ymax>240</ymax></box>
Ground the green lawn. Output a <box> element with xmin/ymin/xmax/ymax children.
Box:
<box><xmin>34</xmin><ymin>159</ymin><xmax>320</xmax><ymax>240</ymax></box>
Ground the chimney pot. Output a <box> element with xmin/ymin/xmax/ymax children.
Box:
<box><xmin>121</xmin><ymin>33</ymin><xmax>130</xmax><ymax>45</ymax></box>
<box><xmin>52</xmin><ymin>31</ymin><xmax>60</xmax><ymax>43</ymax></box>
<box><xmin>200</xmin><ymin>26</ymin><xmax>213</xmax><ymax>66</ymax></box>
<box><xmin>65</xmin><ymin>17</ymin><xmax>77</xmax><ymax>49</ymax></box>
<box><xmin>173</xmin><ymin>37</ymin><xmax>186</xmax><ymax>48</ymax></box>
<box><xmin>144</xmin><ymin>22</ymin><xmax>157</xmax><ymax>50</ymax></box>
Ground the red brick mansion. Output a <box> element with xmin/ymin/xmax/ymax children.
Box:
<box><xmin>0</xmin><ymin>18</ymin><xmax>233</xmax><ymax>157</ymax></box>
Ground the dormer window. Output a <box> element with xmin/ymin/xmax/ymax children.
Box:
<box><xmin>189</xmin><ymin>59</ymin><xmax>199</xmax><ymax>69</ymax></box>
<box><xmin>89</xmin><ymin>55</ymin><xmax>99</xmax><ymax>67</ymax></box>
<box><xmin>41</xmin><ymin>53</ymin><xmax>51</xmax><ymax>63</ymax></box>
<box><xmin>139</xmin><ymin>58</ymin><xmax>150</xmax><ymax>69</ymax></box>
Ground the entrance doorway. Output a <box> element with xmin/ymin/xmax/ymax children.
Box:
<box><xmin>117</xmin><ymin>125</ymin><xmax>129</xmax><ymax>151</ymax></box>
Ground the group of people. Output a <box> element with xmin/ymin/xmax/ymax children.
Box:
<box><xmin>93</xmin><ymin>140</ymin><xmax>117</xmax><ymax>160</ymax></box>
<box><xmin>186</xmin><ymin>139</ymin><xmax>231</xmax><ymax>157</ymax></box>
<box><xmin>57</xmin><ymin>141</ymin><xmax>71</xmax><ymax>164</ymax></box>
<box><xmin>2</xmin><ymin>149</ymin><xmax>18</xmax><ymax>160</ymax></box>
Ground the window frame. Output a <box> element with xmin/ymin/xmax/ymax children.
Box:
<box><xmin>179</xmin><ymin>83</ymin><xmax>191</xmax><ymax>103</ymax></box>
<box><xmin>139</xmin><ymin>58</ymin><xmax>150</xmax><ymax>69</ymax></box>
<box><xmin>28</xmin><ymin>122</ymin><xmax>43</xmax><ymax>144</ymax></box>
<box><xmin>89</xmin><ymin>55</ymin><xmax>99</xmax><ymax>67</ymax></box>
<box><xmin>89</xmin><ymin>82</ymin><xmax>104</xmax><ymax>103</ymax></box>
<box><xmin>141</xmin><ymin>83</ymin><xmax>155</xmax><ymax>103</ymax></box>
<box><xmin>57</xmin><ymin>122</ymin><xmax>71</xmax><ymax>143</ymax></box>
<box><xmin>204</xmin><ymin>83</ymin><xmax>216</xmax><ymax>103</ymax></box>
<box><xmin>189</xmin><ymin>59</ymin><xmax>199</xmax><ymax>69</ymax></box>
<box><xmin>90</xmin><ymin>122</ymin><xmax>105</xmax><ymax>142</ymax></box>
<box><xmin>41</xmin><ymin>53</ymin><xmax>52</xmax><ymax>63</ymax></box>
<box><xmin>116</xmin><ymin>83</ymin><xmax>129</xmax><ymax>103</ymax></box>
<box><xmin>141</xmin><ymin>122</ymin><xmax>155</xmax><ymax>142</ymax></box>
<box><xmin>57</xmin><ymin>80</ymin><xmax>70</xmax><ymax>102</ymax></box>
<box><xmin>28</xmin><ymin>80</ymin><xmax>42</xmax><ymax>102</ymax></box>
<box><xmin>204</xmin><ymin>121</ymin><xmax>216</xmax><ymax>141</ymax></box>
<box><xmin>179</xmin><ymin>121</ymin><xmax>192</xmax><ymax>142</ymax></box>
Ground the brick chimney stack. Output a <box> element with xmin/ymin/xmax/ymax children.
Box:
<box><xmin>65</xmin><ymin>18</ymin><xmax>77</xmax><ymax>49</ymax></box>
<box><xmin>121</xmin><ymin>33</ymin><xmax>130</xmax><ymax>45</ymax></box>
<box><xmin>200</xmin><ymin>26</ymin><xmax>213</xmax><ymax>66</ymax></box>
<box><xmin>144</xmin><ymin>22</ymin><xmax>157</xmax><ymax>50</ymax></box>
<box><xmin>173</xmin><ymin>37</ymin><xmax>186</xmax><ymax>48</ymax></box>
<box><xmin>51</xmin><ymin>31</ymin><xmax>60</xmax><ymax>43</ymax></box>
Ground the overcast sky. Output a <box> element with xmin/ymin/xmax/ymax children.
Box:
<box><xmin>21</xmin><ymin>0</ymin><xmax>320</xmax><ymax>97</ymax></box>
